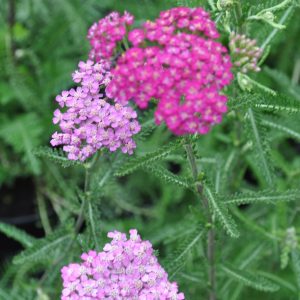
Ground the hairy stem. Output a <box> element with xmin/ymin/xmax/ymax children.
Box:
<box><xmin>184</xmin><ymin>142</ymin><xmax>216</xmax><ymax>300</ymax></box>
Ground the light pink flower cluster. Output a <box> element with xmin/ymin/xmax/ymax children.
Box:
<box><xmin>88</xmin><ymin>11</ymin><xmax>134</xmax><ymax>61</ymax></box>
<box><xmin>61</xmin><ymin>230</ymin><xmax>185</xmax><ymax>299</ymax></box>
<box><xmin>106</xmin><ymin>7</ymin><xmax>233</xmax><ymax>135</ymax></box>
<box><xmin>50</xmin><ymin>60</ymin><xmax>140</xmax><ymax>161</ymax></box>
<box><xmin>229</xmin><ymin>32</ymin><xmax>262</xmax><ymax>73</ymax></box>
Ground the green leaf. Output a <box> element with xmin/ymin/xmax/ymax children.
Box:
<box><xmin>86</xmin><ymin>199</ymin><xmax>101</xmax><ymax>250</ymax></box>
<box><xmin>247</xmin><ymin>109</ymin><xmax>274</xmax><ymax>186</ymax></box>
<box><xmin>0</xmin><ymin>113</ymin><xmax>42</xmax><ymax>174</ymax></box>
<box><xmin>257</xmin><ymin>271</ymin><xmax>297</xmax><ymax>293</ymax></box>
<box><xmin>221</xmin><ymin>264</ymin><xmax>280</xmax><ymax>292</ymax></box>
<box><xmin>292</xmin><ymin>249</ymin><xmax>300</xmax><ymax>289</ymax></box>
<box><xmin>13</xmin><ymin>229</ymin><xmax>72</xmax><ymax>265</ymax></box>
<box><xmin>261</xmin><ymin>116</ymin><xmax>300</xmax><ymax>141</ymax></box>
<box><xmin>144</xmin><ymin>164</ymin><xmax>191</xmax><ymax>189</ymax></box>
<box><xmin>224</xmin><ymin>189</ymin><xmax>300</xmax><ymax>205</ymax></box>
<box><xmin>205</xmin><ymin>187</ymin><xmax>239</xmax><ymax>238</ymax></box>
<box><xmin>264</xmin><ymin>67</ymin><xmax>300</xmax><ymax>101</ymax></box>
<box><xmin>0</xmin><ymin>222</ymin><xmax>35</xmax><ymax>248</ymax></box>
<box><xmin>115</xmin><ymin>139</ymin><xmax>183</xmax><ymax>176</ymax></box>
<box><xmin>164</xmin><ymin>225</ymin><xmax>204</xmax><ymax>279</ymax></box>
<box><xmin>229</xmin><ymin>91</ymin><xmax>300</xmax><ymax>113</ymax></box>
<box><xmin>34</xmin><ymin>146</ymin><xmax>82</xmax><ymax>167</ymax></box>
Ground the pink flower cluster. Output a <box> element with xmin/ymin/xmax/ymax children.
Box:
<box><xmin>50</xmin><ymin>60</ymin><xmax>140</xmax><ymax>161</ymax></box>
<box><xmin>88</xmin><ymin>11</ymin><xmax>134</xmax><ymax>62</ymax></box>
<box><xmin>61</xmin><ymin>230</ymin><xmax>185</xmax><ymax>299</ymax></box>
<box><xmin>106</xmin><ymin>7</ymin><xmax>233</xmax><ymax>135</ymax></box>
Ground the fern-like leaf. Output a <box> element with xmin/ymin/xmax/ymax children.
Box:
<box><xmin>261</xmin><ymin>116</ymin><xmax>300</xmax><ymax>141</ymax></box>
<box><xmin>205</xmin><ymin>187</ymin><xmax>239</xmax><ymax>238</ymax></box>
<box><xmin>224</xmin><ymin>189</ymin><xmax>300</xmax><ymax>205</ymax></box>
<box><xmin>229</xmin><ymin>91</ymin><xmax>300</xmax><ymax>113</ymax></box>
<box><xmin>115</xmin><ymin>139</ymin><xmax>183</xmax><ymax>176</ymax></box>
<box><xmin>0</xmin><ymin>222</ymin><xmax>35</xmax><ymax>248</ymax></box>
<box><xmin>292</xmin><ymin>250</ymin><xmax>300</xmax><ymax>290</ymax></box>
<box><xmin>247</xmin><ymin>109</ymin><xmax>274</xmax><ymax>186</ymax></box>
<box><xmin>34</xmin><ymin>146</ymin><xmax>82</xmax><ymax>167</ymax></box>
<box><xmin>86</xmin><ymin>199</ymin><xmax>101</xmax><ymax>250</ymax></box>
<box><xmin>144</xmin><ymin>164</ymin><xmax>191</xmax><ymax>190</ymax></box>
<box><xmin>164</xmin><ymin>225</ymin><xmax>204</xmax><ymax>279</ymax></box>
<box><xmin>0</xmin><ymin>113</ymin><xmax>42</xmax><ymax>174</ymax></box>
<box><xmin>13</xmin><ymin>228</ymin><xmax>72</xmax><ymax>265</ymax></box>
<box><xmin>221</xmin><ymin>264</ymin><xmax>280</xmax><ymax>292</ymax></box>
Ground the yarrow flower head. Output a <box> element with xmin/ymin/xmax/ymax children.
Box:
<box><xmin>106</xmin><ymin>7</ymin><xmax>233</xmax><ymax>135</ymax></box>
<box><xmin>61</xmin><ymin>230</ymin><xmax>185</xmax><ymax>299</ymax></box>
<box><xmin>88</xmin><ymin>11</ymin><xmax>134</xmax><ymax>61</ymax></box>
<box><xmin>51</xmin><ymin>60</ymin><xmax>141</xmax><ymax>161</ymax></box>
<box><xmin>229</xmin><ymin>32</ymin><xmax>262</xmax><ymax>74</ymax></box>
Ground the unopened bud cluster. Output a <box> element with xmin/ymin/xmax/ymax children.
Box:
<box><xmin>229</xmin><ymin>32</ymin><xmax>262</xmax><ymax>74</ymax></box>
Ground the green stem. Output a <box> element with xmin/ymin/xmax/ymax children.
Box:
<box><xmin>38</xmin><ymin>154</ymin><xmax>99</xmax><ymax>286</ymax></box>
<box><xmin>184</xmin><ymin>141</ymin><xmax>216</xmax><ymax>300</ymax></box>
<box><xmin>37</xmin><ymin>188</ymin><xmax>52</xmax><ymax>235</ymax></box>
<box><xmin>234</xmin><ymin>0</ymin><xmax>245</xmax><ymax>33</ymax></box>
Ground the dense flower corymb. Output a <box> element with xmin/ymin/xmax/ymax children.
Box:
<box><xmin>88</xmin><ymin>11</ymin><xmax>134</xmax><ymax>62</ymax></box>
<box><xmin>61</xmin><ymin>230</ymin><xmax>185</xmax><ymax>299</ymax></box>
<box><xmin>106</xmin><ymin>7</ymin><xmax>233</xmax><ymax>135</ymax></box>
<box><xmin>51</xmin><ymin>60</ymin><xmax>140</xmax><ymax>161</ymax></box>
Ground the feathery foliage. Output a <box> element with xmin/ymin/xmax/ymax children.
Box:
<box><xmin>13</xmin><ymin>228</ymin><xmax>72</xmax><ymax>265</ymax></box>
<box><xmin>0</xmin><ymin>222</ymin><xmax>35</xmax><ymax>248</ymax></box>
<box><xmin>221</xmin><ymin>264</ymin><xmax>280</xmax><ymax>292</ymax></box>
<box><xmin>34</xmin><ymin>147</ymin><xmax>82</xmax><ymax>168</ymax></box>
<box><xmin>224</xmin><ymin>189</ymin><xmax>300</xmax><ymax>205</ymax></box>
<box><xmin>205</xmin><ymin>187</ymin><xmax>240</xmax><ymax>238</ymax></box>
<box><xmin>115</xmin><ymin>139</ymin><xmax>183</xmax><ymax>176</ymax></box>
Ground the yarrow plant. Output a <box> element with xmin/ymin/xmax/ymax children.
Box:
<box><xmin>105</xmin><ymin>7</ymin><xmax>233</xmax><ymax>135</ymax></box>
<box><xmin>2</xmin><ymin>2</ymin><xmax>297</xmax><ymax>300</ymax></box>
<box><xmin>50</xmin><ymin>60</ymin><xmax>140</xmax><ymax>161</ymax></box>
<box><xmin>61</xmin><ymin>230</ymin><xmax>184</xmax><ymax>300</ymax></box>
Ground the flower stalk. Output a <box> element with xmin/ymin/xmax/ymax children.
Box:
<box><xmin>184</xmin><ymin>141</ymin><xmax>216</xmax><ymax>300</ymax></box>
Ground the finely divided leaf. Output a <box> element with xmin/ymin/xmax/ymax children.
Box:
<box><xmin>144</xmin><ymin>164</ymin><xmax>191</xmax><ymax>190</ymax></box>
<box><xmin>262</xmin><ymin>117</ymin><xmax>300</xmax><ymax>141</ymax></box>
<box><xmin>164</xmin><ymin>226</ymin><xmax>204</xmax><ymax>279</ymax></box>
<box><xmin>221</xmin><ymin>264</ymin><xmax>280</xmax><ymax>292</ymax></box>
<box><xmin>224</xmin><ymin>189</ymin><xmax>300</xmax><ymax>205</ymax></box>
<box><xmin>13</xmin><ymin>229</ymin><xmax>72</xmax><ymax>265</ymax></box>
<box><xmin>205</xmin><ymin>187</ymin><xmax>239</xmax><ymax>238</ymax></box>
<box><xmin>292</xmin><ymin>250</ymin><xmax>300</xmax><ymax>289</ymax></box>
<box><xmin>115</xmin><ymin>139</ymin><xmax>183</xmax><ymax>176</ymax></box>
<box><xmin>0</xmin><ymin>113</ymin><xmax>42</xmax><ymax>174</ymax></box>
<box><xmin>34</xmin><ymin>146</ymin><xmax>82</xmax><ymax>167</ymax></box>
<box><xmin>247</xmin><ymin>109</ymin><xmax>274</xmax><ymax>186</ymax></box>
<box><xmin>229</xmin><ymin>91</ymin><xmax>300</xmax><ymax>113</ymax></box>
<box><xmin>0</xmin><ymin>222</ymin><xmax>36</xmax><ymax>248</ymax></box>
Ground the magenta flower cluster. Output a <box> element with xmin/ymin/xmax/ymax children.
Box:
<box><xmin>61</xmin><ymin>230</ymin><xmax>185</xmax><ymax>299</ymax></box>
<box><xmin>105</xmin><ymin>7</ymin><xmax>233</xmax><ymax>135</ymax></box>
<box><xmin>88</xmin><ymin>11</ymin><xmax>134</xmax><ymax>61</ymax></box>
<box><xmin>50</xmin><ymin>60</ymin><xmax>140</xmax><ymax>161</ymax></box>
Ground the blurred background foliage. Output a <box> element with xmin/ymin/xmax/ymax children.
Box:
<box><xmin>0</xmin><ymin>0</ymin><xmax>300</xmax><ymax>299</ymax></box>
